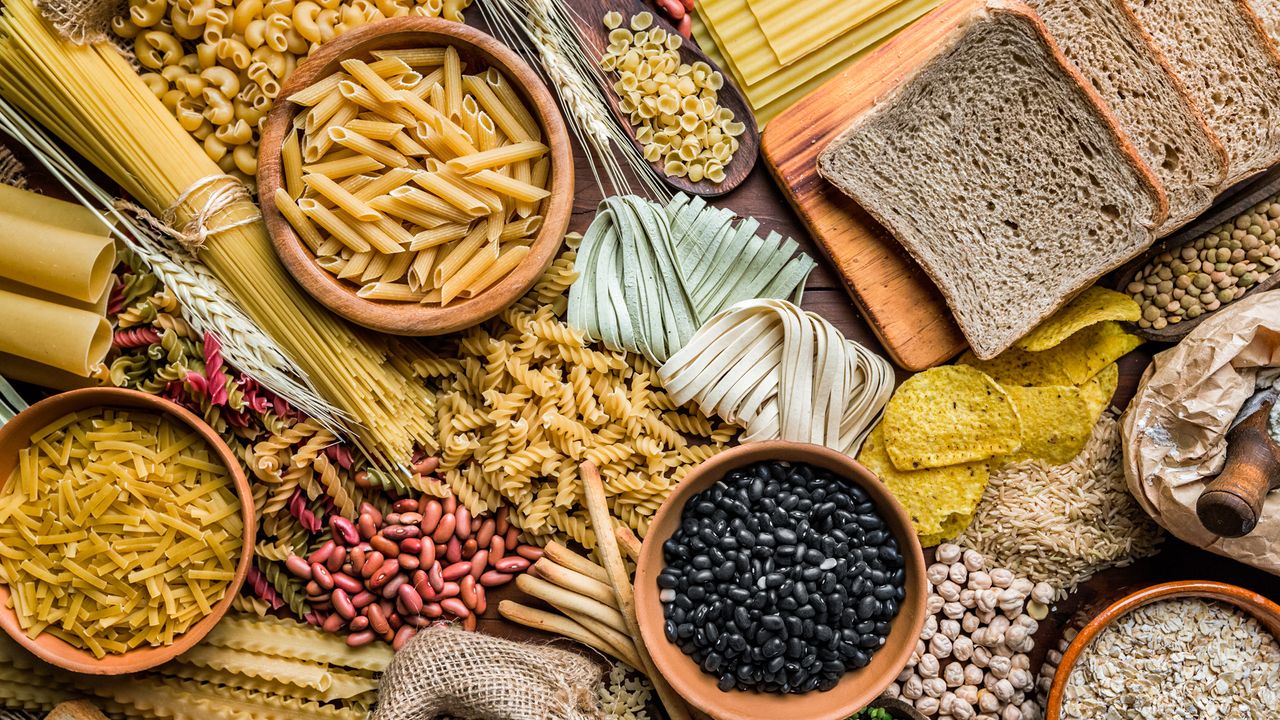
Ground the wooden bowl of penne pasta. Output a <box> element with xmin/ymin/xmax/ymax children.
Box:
<box><xmin>258</xmin><ymin>17</ymin><xmax>574</xmax><ymax>336</ymax></box>
<box><xmin>0</xmin><ymin>387</ymin><xmax>255</xmax><ymax>674</ymax></box>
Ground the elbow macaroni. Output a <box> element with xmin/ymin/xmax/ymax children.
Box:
<box><xmin>113</xmin><ymin>0</ymin><xmax>473</xmax><ymax>189</ymax></box>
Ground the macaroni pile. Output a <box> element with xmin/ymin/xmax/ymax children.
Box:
<box><xmin>0</xmin><ymin>409</ymin><xmax>243</xmax><ymax>657</ymax></box>
<box><xmin>274</xmin><ymin>46</ymin><xmax>550</xmax><ymax>304</ymax></box>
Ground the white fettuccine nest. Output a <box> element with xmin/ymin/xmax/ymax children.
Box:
<box><xmin>658</xmin><ymin>298</ymin><xmax>893</xmax><ymax>455</ymax></box>
<box><xmin>1122</xmin><ymin>290</ymin><xmax>1280</xmax><ymax>574</ymax></box>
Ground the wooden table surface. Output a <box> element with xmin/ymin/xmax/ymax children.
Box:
<box><xmin>8</xmin><ymin>5</ymin><xmax>1280</xmax><ymax>713</ymax></box>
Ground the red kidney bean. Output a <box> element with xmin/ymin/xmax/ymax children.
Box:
<box><xmin>474</xmin><ymin>586</ymin><xmax>487</xmax><ymax>615</ymax></box>
<box><xmin>349</xmin><ymin>615</ymin><xmax>370</xmax><ymax>631</ymax></box>
<box><xmin>442</xmin><ymin>561</ymin><xmax>471</xmax><ymax>582</ymax></box>
<box><xmin>286</xmin><ymin>556</ymin><xmax>313</xmax><ymax>579</ymax></box>
<box><xmin>443</xmin><ymin>496</ymin><xmax>457</xmax><ymax>514</ymax></box>
<box><xmin>399</xmin><ymin>553</ymin><xmax>420</xmax><ymax>571</ymax></box>
<box><xmin>476</xmin><ymin>518</ymin><xmax>495</xmax><ymax>548</ymax></box>
<box><xmin>681</xmin><ymin>0</ymin><xmax>693</xmax><ymax>10</ymax></box>
<box><xmin>445</xmin><ymin>537</ymin><xmax>461</xmax><ymax>564</ymax></box>
<box><xmin>392</xmin><ymin>498</ymin><xmax>419</xmax><ymax>513</ymax></box>
<box><xmin>439</xmin><ymin>581</ymin><xmax>460</xmax><ymax>599</ymax></box>
<box><xmin>428</xmin><ymin>562</ymin><xmax>445</xmax><ymax>592</ymax></box>
<box><xmin>417</xmin><ymin>582</ymin><xmax>438</xmax><ymax>602</ymax></box>
<box><xmin>677</xmin><ymin>13</ymin><xmax>692</xmax><ymax>37</ymax></box>
<box><xmin>332</xmin><ymin>589</ymin><xmax>356</xmax><ymax>619</ymax></box>
<box><xmin>420</xmin><ymin>540</ymin><xmax>436</xmax><ymax>569</ymax></box>
<box><xmin>441</xmin><ymin>597</ymin><xmax>470</xmax><ymax>618</ymax></box>
<box><xmin>421</xmin><ymin>500</ymin><xmax>442</xmax><ymax>535</ymax></box>
<box><xmin>305</xmin><ymin>580</ymin><xmax>324</xmax><ymax>597</ymax></box>
<box><xmin>385</xmin><ymin>512</ymin><xmax>402</xmax><ymax>526</ymax></box>
<box><xmin>384</xmin><ymin>525</ymin><xmax>418</xmax><ymax>541</ymax></box>
<box><xmin>432</xmin><ymin>513</ymin><xmax>456</xmax><ymax>544</ymax></box>
<box><xmin>454</xmin><ymin>507</ymin><xmax>471</xmax><ymax>540</ymax></box>
<box><xmin>354</xmin><ymin>469</ymin><xmax>372</xmax><ymax>489</ymax></box>
<box><xmin>370</xmin><ymin>534</ymin><xmax>400</xmax><ymax>557</ymax></box>
<box><xmin>359</xmin><ymin>502</ymin><xmax>383</xmax><ymax>526</ymax></box>
<box><xmin>352</xmin><ymin>590</ymin><xmax>376</xmax><ymax>609</ymax></box>
<box><xmin>309</xmin><ymin>540</ymin><xmax>337</xmax><ymax>565</ymax></box>
<box><xmin>333</xmin><ymin>572</ymin><xmax>363</xmax><ymax>594</ymax></box>
<box><xmin>348</xmin><ymin>547</ymin><xmax>366</xmax><ymax>571</ymax></box>
<box><xmin>412</xmin><ymin>456</ymin><xmax>438</xmax><ymax>475</ymax></box>
<box><xmin>400</xmin><ymin>538</ymin><xmax>422</xmax><ymax>555</ymax></box>
<box><xmin>380</xmin><ymin>573</ymin><xmax>408</xmax><ymax>600</ymax></box>
<box><xmin>322</xmin><ymin>613</ymin><xmax>346</xmax><ymax>633</ymax></box>
<box><xmin>495</xmin><ymin>556</ymin><xmax>529</xmax><ymax>573</ymax></box>
<box><xmin>504</xmin><ymin>527</ymin><xmax>519</xmax><ymax>549</ymax></box>
<box><xmin>480</xmin><ymin>571</ymin><xmax>514</xmax><ymax>587</ymax></box>
<box><xmin>469</xmin><ymin>550</ymin><xmax>488</xmax><ymax>581</ymax></box>
<box><xmin>346</xmin><ymin>630</ymin><xmax>376</xmax><ymax>647</ymax></box>
<box><xmin>399</xmin><ymin>511</ymin><xmax>423</xmax><ymax>526</ymax></box>
<box><xmin>330</xmin><ymin>516</ymin><xmax>359</xmax><ymax>546</ymax></box>
<box><xmin>398</xmin><ymin>583</ymin><xmax>423</xmax><ymax>614</ymax></box>
<box><xmin>370</xmin><ymin>559</ymin><xmax>399</xmax><ymax>588</ymax></box>
<box><xmin>516</xmin><ymin>545</ymin><xmax>544</xmax><ymax>562</ymax></box>
<box><xmin>463</xmin><ymin>613</ymin><xmax>478</xmax><ymax>632</ymax></box>
<box><xmin>362</xmin><ymin>551</ymin><xmax>385</xmax><ymax>578</ymax></box>
<box><xmin>366</xmin><ymin>603</ymin><xmax>390</xmax><ymax>634</ymax></box>
<box><xmin>489</xmin><ymin>536</ymin><xmax>505</xmax><ymax>561</ymax></box>
<box><xmin>462</xmin><ymin>538</ymin><xmax>478</xmax><ymax>559</ymax></box>
<box><xmin>393</xmin><ymin>626</ymin><xmax>417</xmax><ymax>651</ymax></box>
<box><xmin>406</xmin><ymin>612</ymin><xmax>432</xmax><ymax>626</ymax></box>
<box><xmin>326</xmin><ymin>546</ymin><xmax>347</xmax><ymax>573</ymax></box>
<box><xmin>657</xmin><ymin>0</ymin><xmax>685</xmax><ymax>20</ymax></box>
<box><xmin>460</xmin><ymin>575</ymin><xmax>478</xmax><ymax>609</ymax></box>
<box><xmin>358</xmin><ymin>513</ymin><xmax>377</xmax><ymax>540</ymax></box>
<box><xmin>312</xmin><ymin>563</ymin><xmax>335</xmax><ymax>590</ymax></box>
<box><xmin>496</xmin><ymin>507</ymin><xmax>509</xmax><ymax>534</ymax></box>
<box><xmin>423</xmin><ymin>602</ymin><xmax>443</xmax><ymax>619</ymax></box>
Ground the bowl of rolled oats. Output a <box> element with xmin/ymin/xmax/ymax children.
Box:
<box><xmin>1046</xmin><ymin>580</ymin><xmax>1280</xmax><ymax>720</ymax></box>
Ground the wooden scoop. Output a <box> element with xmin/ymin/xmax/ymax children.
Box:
<box><xmin>1197</xmin><ymin>395</ymin><xmax>1280</xmax><ymax>538</ymax></box>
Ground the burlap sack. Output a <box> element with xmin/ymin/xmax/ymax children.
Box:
<box><xmin>374</xmin><ymin>626</ymin><xmax>604</xmax><ymax>720</ymax></box>
<box><xmin>0</xmin><ymin>146</ymin><xmax>26</xmax><ymax>189</ymax></box>
<box><xmin>32</xmin><ymin>0</ymin><xmax>124</xmax><ymax>45</ymax></box>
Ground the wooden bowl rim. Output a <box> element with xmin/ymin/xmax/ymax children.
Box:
<box><xmin>633</xmin><ymin>440</ymin><xmax>928</xmax><ymax>720</ymax></box>
<box><xmin>0</xmin><ymin>387</ymin><xmax>255</xmax><ymax>674</ymax></box>
<box><xmin>1045</xmin><ymin>580</ymin><xmax>1280</xmax><ymax>720</ymax></box>
<box><xmin>257</xmin><ymin>16</ymin><xmax>574</xmax><ymax>336</ymax></box>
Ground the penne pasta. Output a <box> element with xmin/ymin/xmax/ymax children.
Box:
<box><xmin>344</xmin><ymin>119</ymin><xmax>404</xmax><ymax>141</ymax></box>
<box><xmin>297</xmin><ymin>197</ymin><xmax>372</xmax><ymax>253</ymax></box>
<box><xmin>463</xmin><ymin>74</ymin><xmax>535</xmax><ymax>142</ymax></box>
<box><xmin>413</xmin><ymin>171</ymin><xmax>488</xmax><ymax>215</ymax></box>
<box><xmin>371</xmin><ymin>47</ymin><xmax>447</xmax><ymax>67</ymax></box>
<box><xmin>445</xmin><ymin>141</ymin><xmax>548</xmax><ymax>174</ymax></box>
<box><xmin>281</xmin><ymin>131</ymin><xmax>304</xmax><ymax>199</ymax></box>
<box><xmin>484</xmin><ymin>67</ymin><xmax>541</xmax><ymax>141</ymax></box>
<box><xmin>443</xmin><ymin>46</ymin><xmax>463</xmax><ymax>120</ymax></box>
<box><xmin>303</xmin><ymin>173</ymin><xmax>383</xmax><ymax>222</ymax></box>
<box><xmin>273</xmin><ymin>188</ymin><xmax>327</xmax><ymax>253</ymax></box>
<box><xmin>352</xmin><ymin>167</ymin><xmax>416</xmax><ymax>201</ymax></box>
<box><xmin>466</xmin><ymin>169</ymin><xmax>551</xmax><ymax>204</ymax></box>
<box><xmin>458</xmin><ymin>243</ymin><xmax>531</xmax><ymax>298</ymax></box>
<box><xmin>342</xmin><ymin>58</ymin><xmax>401</xmax><ymax>104</ymax></box>
<box><xmin>410</xmin><ymin>223</ymin><xmax>470</xmax><ymax>251</ymax></box>
<box><xmin>357</xmin><ymin>282</ymin><xmax>426</xmax><ymax>301</ymax></box>
<box><xmin>302</xmin><ymin>154</ymin><xmax>384</xmax><ymax>179</ymax></box>
<box><xmin>327</xmin><ymin>126</ymin><xmax>410</xmax><ymax>168</ymax></box>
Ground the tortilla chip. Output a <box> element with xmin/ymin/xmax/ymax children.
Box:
<box><xmin>858</xmin><ymin>424</ymin><xmax>988</xmax><ymax>546</ymax></box>
<box><xmin>960</xmin><ymin>321</ymin><xmax>1141</xmax><ymax>387</ymax></box>
<box><xmin>882</xmin><ymin>365</ymin><xmax>1022</xmax><ymax>470</ymax></box>
<box><xmin>1078</xmin><ymin>363</ymin><xmax>1118</xmax><ymax>424</ymax></box>
<box><xmin>1000</xmin><ymin>385</ymin><xmax>1094</xmax><ymax>465</ymax></box>
<box><xmin>1017</xmin><ymin>287</ymin><xmax>1141</xmax><ymax>351</ymax></box>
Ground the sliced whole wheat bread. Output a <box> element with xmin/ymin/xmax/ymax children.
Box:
<box><xmin>1122</xmin><ymin>0</ymin><xmax>1280</xmax><ymax>186</ymax></box>
<box><xmin>1030</xmin><ymin>0</ymin><xmax>1227</xmax><ymax>235</ymax></box>
<box><xmin>816</xmin><ymin>0</ymin><xmax>1166</xmax><ymax>360</ymax></box>
<box><xmin>1246</xmin><ymin>0</ymin><xmax>1280</xmax><ymax>50</ymax></box>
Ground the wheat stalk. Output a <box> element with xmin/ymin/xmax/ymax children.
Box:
<box><xmin>481</xmin><ymin>0</ymin><xmax>669</xmax><ymax>200</ymax></box>
<box><xmin>0</xmin><ymin>99</ymin><xmax>349</xmax><ymax>433</ymax></box>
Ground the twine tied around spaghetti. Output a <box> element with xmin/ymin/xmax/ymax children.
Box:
<box><xmin>116</xmin><ymin>174</ymin><xmax>260</xmax><ymax>254</ymax></box>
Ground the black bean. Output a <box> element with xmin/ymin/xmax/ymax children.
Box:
<box><xmin>665</xmin><ymin>620</ymin><xmax>677</xmax><ymax>642</ymax></box>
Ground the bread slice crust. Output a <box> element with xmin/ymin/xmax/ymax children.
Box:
<box><xmin>817</xmin><ymin>0</ymin><xmax>1165</xmax><ymax>360</ymax></box>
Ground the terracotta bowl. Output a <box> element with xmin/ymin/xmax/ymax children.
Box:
<box><xmin>1046</xmin><ymin>580</ymin><xmax>1280</xmax><ymax>720</ymax></box>
<box><xmin>258</xmin><ymin>17</ymin><xmax>574</xmax><ymax>336</ymax></box>
<box><xmin>634</xmin><ymin>441</ymin><xmax>928</xmax><ymax>720</ymax></box>
<box><xmin>0</xmin><ymin>387</ymin><xmax>255</xmax><ymax>674</ymax></box>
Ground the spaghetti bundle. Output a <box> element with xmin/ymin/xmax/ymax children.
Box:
<box><xmin>0</xmin><ymin>0</ymin><xmax>436</xmax><ymax>469</ymax></box>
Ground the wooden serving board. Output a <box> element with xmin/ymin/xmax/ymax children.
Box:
<box><xmin>761</xmin><ymin>0</ymin><xmax>976</xmax><ymax>371</ymax></box>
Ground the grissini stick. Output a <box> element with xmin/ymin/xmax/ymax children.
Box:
<box><xmin>516</xmin><ymin>573</ymin><xmax>629</xmax><ymax>635</ymax></box>
<box><xmin>615</xmin><ymin>524</ymin><xmax>643</xmax><ymax>561</ymax></box>
<box><xmin>498</xmin><ymin>600</ymin><xmax>640</xmax><ymax>668</ymax></box>
<box><xmin>544</xmin><ymin>541</ymin><xmax>610</xmax><ymax>584</ymax></box>
<box><xmin>532</xmin><ymin>557</ymin><xmax>619</xmax><ymax>609</ymax></box>
<box><xmin>580</xmin><ymin>460</ymin><xmax>691</xmax><ymax>720</ymax></box>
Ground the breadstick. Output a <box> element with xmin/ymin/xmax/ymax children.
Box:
<box><xmin>498</xmin><ymin>600</ymin><xmax>641</xmax><ymax>668</ymax></box>
<box><xmin>532</xmin><ymin>558</ymin><xmax>618</xmax><ymax>609</ymax></box>
<box><xmin>580</xmin><ymin>461</ymin><xmax>691</xmax><ymax>720</ymax></box>
<box><xmin>615</xmin><ymin>525</ymin><xmax>643</xmax><ymax>561</ymax></box>
<box><xmin>515</xmin><ymin>573</ymin><xmax>628</xmax><ymax>635</ymax></box>
<box><xmin>557</xmin><ymin>606</ymin><xmax>641</xmax><ymax>669</ymax></box>
<box><xmin>544</xmin><ymin>541</ymin><xmax>610</xmax><ymax>584</ymax></box>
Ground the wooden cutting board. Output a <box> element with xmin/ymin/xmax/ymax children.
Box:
<box><xmin>761</xmin><ymin>0</ymin><xmax>977</xmax><ymax>371</ymax></box>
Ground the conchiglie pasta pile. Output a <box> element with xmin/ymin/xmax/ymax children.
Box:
<box><xmin>601</xmin><ymin>11</ymin><xmax>744</xmax><ymax>184</ymax></box>
<box><xmin>114</xmin><ymin>0</ymin><xmax>473</xmax><ymax>187</ymax></box>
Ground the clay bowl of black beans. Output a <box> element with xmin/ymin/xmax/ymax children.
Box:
<box><xmin>634</xmin><ymin>441</ymin><xmax>927</xmax><ymax>720</ymax></box>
